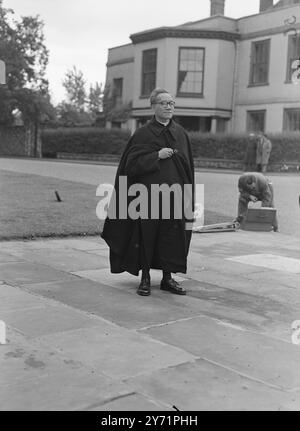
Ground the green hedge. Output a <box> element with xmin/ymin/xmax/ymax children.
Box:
<box><xmin>41</xmin><ymin>127</ymin><xmax>300</xmax><ymax>163</ymax></box>
<box><xmin>41</xmin><ymin>127</ymin><xmax>130</xmax><ymax>157</ymax></box>
<box><xmin>189</xmin><ymin>132</ymin><xmax>300</xmax><ymax>162</ymax></box>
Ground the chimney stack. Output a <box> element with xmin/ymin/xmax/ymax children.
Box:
<box><xmin>259</xmin><ymin>0</ymin><xmax>274</xmax><ymax>12</ymax></box>
<box><xmin>210</xmin><ymin>0</ymin><xmax>225</xmax><ymax>16</ymax></box>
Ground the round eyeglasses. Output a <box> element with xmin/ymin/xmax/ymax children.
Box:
<box><xmin>156</xmin><ymin>101</ymin><xmax>175</xmax><ymax>107</ymax></box>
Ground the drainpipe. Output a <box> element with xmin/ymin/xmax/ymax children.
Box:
<box><xmin>230</xmin><ymin>38</ymin><xmax>240</xmax><ymax>133</ymax></box>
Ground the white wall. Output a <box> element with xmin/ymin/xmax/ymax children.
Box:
<box><xmin>132</xmin><ymin>37</ymin><xmax>236</xmax><ymax>114</ymax></box>
<box><xmin>234</xmin><ymin>101</ymin><xmax>300</xmax><ymax>133</ymax></box>
<box><xmin>106</xmin><ymin>44</ymin><xmax>134</xmax><ymax>105</ymax></box>
<box><xmin>236</xmin><ymin>34</ymin><xmax>300</xmax><ymax>105</ymax></box>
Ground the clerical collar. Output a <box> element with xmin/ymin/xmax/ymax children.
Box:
<box><xmin>155</xmin><ymin>118</ymin><xmax>170</xmax><ymax>127</ymax></box>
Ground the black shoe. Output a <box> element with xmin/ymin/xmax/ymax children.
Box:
<box><xmin>137</xmin><ymin>277</ymin><xmax>151</xmax><ymax>296</ymax></box>
<box><xmin>160</xmin><ymin>278</ymin><xmax>186</xmax><ymax>295</ymax></box>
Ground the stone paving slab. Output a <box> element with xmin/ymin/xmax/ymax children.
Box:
<box><xmin>183</xmin><ymin>279</ymin><xmax>289</xmax><ymax>319</ymax></box>
<box><xmin>0</xmin><ymin>238</ymin><xmax>106</xmax><ymax>252</ymax></box>
<box><xmin>0</xmin><ymin>251</ymin><xmax>23</xmax><ymax>263</ymax></box>
<box><xmin>21</xmin><ymin>278</ymin><xmax>207</xmax><ymax>330</ymax></box>
<box><xmin>227</xmin><ymin>254</ymin><xmax>300</xmax><ymax>274</ymax></box>
<box><xmin>188</xmin><ymin>269</ymin><xmax>300</xmax><ymax>307</ymax></box>
<box><xmin>36</xmin><ymin>326</ymin><xmax>196</xmax><ymax>380</ymax></box>
<box><xmin>0</xmin><ymin>283</ymin><xmax>47</xmax><ymax>313</ymax></box>
<box><xmin>191</xmin><ymin>239</ymin><xmax>300</xmax><ymax>260</ymax></box>
<box><xmin>177</xmin><ymin>280</ymin><xmax>296</xmax><ymax>339</ymax></box>
<box><xmin>190</xmin><ymin>232</ymin><xmax>300</xmax><ymax>258</ymax></box>
<box><xmin>0</xmin><ymin>325</ymin><xmax>134</xmax><ymax>411</ymax></box>
<box><xmin>6</xmin><ymin>247</ymin><xmax>108</xmax><ymax>272</ymax></box>
<box><xmin>84</xmin><ymin>248</ymin><xmax>109</xmax><ymax>259</ymax></box>
<box><xmin>1</xmin><ymin>302</ymin><xmax>104</xmax><ymax>338</ymax></box>
<box><xmin>40</xmin><ymin>238</ymin><xmax>107</xmax><ymax>251</ymax></box>
<box><xmin>0</xmin><ymin>261</ymin><xmax>78</xmax><ymax>285</ymax></box>
<box><xmin>127</xmin><ymin>359</ymin><xmax>300</xmax><ymax>411</ymax></box>
<box><xmin>1</xmin><ymin>367</ymin><xmax>131</xmax><ymax>411</ymax></box>
<box><xmin>244</xmin><ymin>271</ymin><xmax>300</xmax><ymax>291</ymax></box>
<box><xmin>191</xmin><ymin>255</ymin><xmax>271</xmax><ymax>276</ymax></box>
<box><xmin>21</xmin><ymin>276</ymin><xmax>276</xmax><ymax>333</ymax></box>
<box><xmin>139</xmin><ymin>315</ymin><xmax>300</xmax><ymax>390</ymax></box>
<box><xmin>1</xmin><ymin>326</ymin><xmax>87</xmax><ymax>386</ymax></box>
<box><xmin>72</xmin><ymin>268</ymin><xmax>188</xmax><ymax>290</ymax></box>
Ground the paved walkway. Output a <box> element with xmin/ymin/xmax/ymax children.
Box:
<box><xmin>1</xmin><ymin>230</ymin><xmax>300</xmax><ymax>411</ymax></box>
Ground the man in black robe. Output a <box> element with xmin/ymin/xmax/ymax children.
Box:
<box><xmin>101</xmin><ymin>88</ymin><xmax>195</xmax><ymax>296</ymax></box>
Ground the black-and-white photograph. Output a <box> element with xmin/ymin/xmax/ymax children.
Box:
<box><xmin>1</xmin><ymin>0</ymin><xmax>300</xmax><ymax>416</ymax></box>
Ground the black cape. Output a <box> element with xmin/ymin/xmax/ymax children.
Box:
<box><xmin>101</xmin><ymin>117</ymin><xmax>195</xmax><ymax>276</ymax></box>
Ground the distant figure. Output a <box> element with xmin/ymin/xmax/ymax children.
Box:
<box><xmin>256</xmin><ymin>132</ymin><xmax>272</xmax><ymax>173</ymax></box>
<box><xmin>244</xmin><ymin>133</ymin><xmax>258</xmax><ymax>172</ymax></box>
<box><xmin>235</xmin><ymin>172</ymin><xmax>279</xmax><ymax>232</ymax></box>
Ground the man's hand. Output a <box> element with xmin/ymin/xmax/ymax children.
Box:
<box><xmin>158</xmin><ymin>148</ymin><xmax>174</xmax><ymax>159</ymax></box>
<box><xmin>249</xmin><ymin>195</ymin><xmax>258</xmax><ymax>202</ymax></box>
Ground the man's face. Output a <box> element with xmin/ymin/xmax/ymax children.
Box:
<box><xmin>152</xmin><ymin>92</ymin><xmax>175</xmax><ymax>123</ymax></box>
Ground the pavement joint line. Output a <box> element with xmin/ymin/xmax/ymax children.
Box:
<box><xmin>137</xmin><ymin>313</ymin><xmax>256</xmax><ymax>333</ymax></box>
<box><xmin>78</xmin><ymin>391</ymin><xmax>145</xmax><ymax>411</ymax></box>
<box><xmin>200</xmin><ymin>356</ymin><xmax>288</xmax><ymax>393</ymax></box>
<box><xmin>285</xmin><ymin>387</ymin><xmax>300</xmax><ymax>393</ymax></box>
<box><xmin>115</xmin><ymin>383</ymin><xmax>176</xmax><ymax>411</ymax></box>
<box><xmin>137</xmin><ymin>314</ymin><xmax>219</xmax><ymax>331</ymax></box>
<box><xmin>138</xmin><ymin>313</ymin><xmax>297</xmax><ymax>346</ymax></box>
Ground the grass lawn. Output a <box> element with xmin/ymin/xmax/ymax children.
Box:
<box><xmin>0</xmin><ymin>169</ymin><xmax>232</xmax><ymax>240</ymax></box>
<box><xmin>0</xmin><ymin>170</ymin><xmax>102</xmax><ymax>240</ymax></box>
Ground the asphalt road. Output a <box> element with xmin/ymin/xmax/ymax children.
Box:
<box><xmin>1</xmin><ymin>157</ymin><xmax>299</xmax><ymax>236</ymax></box>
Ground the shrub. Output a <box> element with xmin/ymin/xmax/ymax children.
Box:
<box><xmin>42</xmin><ymin>127</ymin><xmax>300</xmax><ymax>163</ymax></box>
<box><xmin>189</xmin><ymin>132</ymin><xmax>300</xmax><ymax>163</ymax></box>
<box><xmin>41</xmin><ymin>127</ymin><xmax>130</xmax><ymax>157</ymax></box>
<box><xmin>189</xmin><ymin>133</ymin><xmax>247</xmax><ymax>160</ymax></box>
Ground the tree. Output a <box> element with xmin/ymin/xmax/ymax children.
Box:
<box><xmin>55</xmin><ymin>101</ymin><xmax>93</xmax><ymax>127</ymax></box>
<box><xmin>0</xmin><ymin>0</ymin><xmax>49</xmax><ymax>93</ymax></box>
<box><xmin>62</xmin><ymin>66</ymin><xmax>86</xmax><ymax>111</ymax></box>
<box><xmin>0</xmin><ymin>0</ymin><xmax>54</xmax><ymax>127</ymax></box>
<box><xmin>88</xmin><ymin>82</ymin><xmax>103</xmax><ymax>116</ymax></box>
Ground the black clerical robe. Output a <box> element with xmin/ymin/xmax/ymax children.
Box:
<box><xmin>101</xmin><ymin>117</ymin><xmax>194</xmax><ymax>276</ymax></box>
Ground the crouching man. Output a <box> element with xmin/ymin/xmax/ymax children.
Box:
<box><xmin>235</xmin><ymin>172</ymin><xmax>279</xmax><ymax>232</ymax></box>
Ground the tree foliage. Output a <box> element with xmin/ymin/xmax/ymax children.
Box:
<box><xmin>88</xmin><ymin>82</ymin><xmax>103</xmax><ymax>115</ymax></box>
<box><xmin>0</xmin><ymin>0</ymin><xmax>54</xmax><ymax>125</ymax></box>
<box><xmin>62</xmin><ymin>66</ymin><xmax>86</xmax><ymax>111</ymax></box>
<box><xmin>59</xmin><ymin>69</ymin><xmax>104</xmax><ymax>126</ymax></box>
<box><xmin>55</xmin><ymin>101</ymin><xmax>93</xmax><ymax>127</ymax></box>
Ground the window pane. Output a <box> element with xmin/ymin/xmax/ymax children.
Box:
<box><xmin>287</xmin><ymin>35</ymin><xmax>300</xmax><ymax>81</ymax></box>
<box><xmin>112</xmin><ymin>78</ymin><xmax>123</xmax><ymax>106</ymax></box>
<box><xmin>247</xmin><ymin>110</ymin><xmax>265</xmax><ymax>132</ymax></box>
<box><xmin>284</xmin><ymin>109</ymin><xmax>300</xmax><ymax>131</ymax></box>
<box><xmin>141</xmin><ymin>49</ymin><xmax>157</xmax><ymax>96</ymax></box>
<box><xmin>250</xmin><ymin>40</ymin><xmax>270</xmax><ymax>85</ymax></box>
<box><xmin>177</xmin><ymin>48</ymin><xmax>204</xmax><ymax>95</ymax></box>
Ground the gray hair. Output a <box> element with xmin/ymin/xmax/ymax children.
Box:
<box><xmin>149</xmin><ymin>88</ymin><xmax>170</xmax><ymax>106</ymax></box>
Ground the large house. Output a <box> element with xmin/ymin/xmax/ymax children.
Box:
<box><xmin>105</xmin><ymin>0</ymin><xmax>300</xmax><ymax>134</ymax></box>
